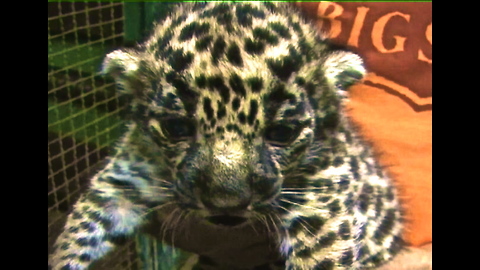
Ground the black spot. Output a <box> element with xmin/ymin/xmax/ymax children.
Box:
<box><xmin>318</xmin><ymin>196</ymin><xmax>330</xmax><ymax>203</ymax></box>
<box><xmin>79</xmin><ymin>253</ymin><xmax>91</xmax><ymax>262</ymax></box>
<box><xmin>60</xmin><ymin>254</ymin><xmax>76</xmax><ymax>260</ymax></box>
<box><xmin>358</xmin><ymin>244</ymin><xmax>370</xmax><ymax>259</ymax></box>
<box><xmin>374</xmin><ymin>209</ymin><xmax>397</xmax><ymax>243</ymax></box>
<box><xmin>103</xmin><ymin>176</ymin><xmax>136</xmax><ymax>191</ymax></box>
<box><xmin>388</xmin><ymin>235</ymin><xmax>404</xmax><ymax>255</ymax></box>
<box><xmin>72</xmin><ymin>211</ymin><xmax>82</xmax><ymax>220</ymax></box>
<box><xmin>156</xmin><ymin>30</ymin><xmax>173</xmax><ymax>54</ymax></box>
<box><xmin>363</xmin><ymin>254</ymin><xmax>384</xmax><ymax>266</ymax></box>
<box><xmin>266</xmin><ymin>47</ymin><xmax>303</xmax><ymax>81</ymax></box>
<box><xmin>76</xmin><ymin>237</ymin><xmax>89</xmax><ymax>247</ymax></box>
<box><xmin>375</xmin><ymin>195</ymin><xmax>384</xmax><ymax>217</ymax></box>
<box><xmin>248</xmin><ymin>100</ymin><xmax>258</xmax><ymax>126</ymax></box>
<box><xmin>201</xmin><ymin>4</ymin><xmax>233</xmax><ymax>31</ymax></box>
<box><xmin>226</xmin><ymin>43</ymin><xmax>243</xmax><ymax>67</ymax></box>
<box><xmin>232</xmin><ymin>97</ymin><xmax>241</xmax><ymax>111</ymax></box>
<box><xmin>386</xmin><ymin>187</ymin><xmax>395</xmax><ymax>201</ymax></box>
<box><xmin>203</xmin><ymin>98</ymin><xmax>214</xmax><ymax>120</ymax></box>
<box><xmin>288</xmin><ymin>215</ymin><xmax>325</xmax><ymax>236</ymax></box>
<box><xmin>60</xmin><ymin>242</ymin><xmax>70</xmax><ymax>250</ymax></box>
<box><xmin>295</xmin><ymin>76</ymin><xmax>306</xmax><ymax>86</ymax></box>
<box><xmin>338</xmin><ymin>221</ymin><xmax>351</xmax><ymax>240</ymax></box>
<box><xmin>252</xmin><ymin>27</ymin><xmax>279</xmax><ymax>45</ymax></box>
<box><xmin>166</xmin><ymin>72</ymin><xmax>199</xmax><ymax>115</ymax></box>
<box><xmin>200</xmin><ymin>4</ymin><xmax>233</xmax><ymax>32</ymax></box>
<box><xmin>225</xmin><ymin>124</ymin><xmax>242</xmax><ymax>135</ymax></box>
<box><xmin>262</xmin><ymin>2</ymin><xmax>276</xmax><ymax>12</ymax></box>
<box><xmin>217</xmin><ymin>101</ymin><xmax>226</xmax><ymax>119</ymax></box>
<box><xmin>349</xmin><ymin>156</ymin><xmax>360</xmax><ymax>180</ymax></box>
<box><xmin>268</xmin><ymin>22</ymin><xmax>291</xmax><ymax>39</ymax></box>
<box><xmin>80</xmin><ymin>222</ymin><xmax>95</xmax><ymax>233</ymax></box>
<box><xmin>296</xmin><ymin>247</ymin><xmax>312</xmax><ymax>258</ymax></box>
<box><xmin>195</xmin><ymin>35</ymin><xmax>214</xmax><ymax>51</ymax></box>
<box><xmin>211</xmin><ymin>37</ymin><xmax>227</xmax><ymax>64</ymax></box>
<box><xmin>238</xmin><ymin>112</ymin><xmax>246</xmax><ymax>124</ymax></box>
<box><xmin>87</xmin><ymin>211</ymin><xmax>113</xmax><ymax>231</ymax></box>
<box><xmin>318</xmin><ymin>232</ymin><xmax>337</xmax><ymax>248</ymax></box>
<box><xmin>340</xmin><ymin>249</ymin><xmax>354</xmax><ymax>266</ymax></box>
<box><xmin>169</xmin><ymin>49</ymin><xmax>194</xmax><ymax>72</ymax></box>
<box><xmin>313</xmin><ymin>259</ymin><xmax>334</xmax><ymax>270</ymax></box>
<box><xmin>333</xmin><ymin>156</ymin><xmax>344</xmax><ymax>167</ymax></box>
<box><xmin>328</xmin><ymin>199</ymin><xmax>341</xmax><ymax>216</ymax></box>
<box><xmin>323</xmin><ymin>111</ymin><xmax>340</xmax><ymax>130</ymax></box>
<box><xmin>298</xmin><ymin>37</ymin><xmax>314</xmax><ymax>62</ymax></box>
<box><xmin>359</xmin><ymin>184</ymin><xmax>373</xmax><ymax>213</ymax></box>
<box><xmin>207</xmin><ymin>76</ymin><xmax>230</xmax><ymax>103</ymax></box>
<box><xmin>172</xmin><ymin>14</ymin><xmax>187</xmax><ymax>28</ymax></box>
<box><xmin>235</xmin><ymin>4</ymin><xmax>253</xmax><ymax>27</ymax></box>
<box><xmin>247</xmin><ymin>77</ymin><xmax>263</xmax><ymax>93</ymax></box>
<box><xmin>201</xmin><ymin>3</ymin><xmax>228</xmax><ymax>16</ymax></box>
<box><xmin>229</xmin><ymin>74</ymin><xmax>246</xmax><ymax>97</ymax></box>
<box><xmin>195</xmin><ymin>75</ymin><xmax>207</xmax><ymax>88</ymax></box>
<box><xmin>216</xmin><ymin>126</ymin><xmax>224</xmax><ymax>134</ymax></box>
<box><xmin>60</xmin><ymin>264</ymin><xmax>73</xmax><ymax>270</ymax></box>
<box><xmin>358</xmin><ymin>194</ymin><xmax>369</xmax><ymax>214</ymax></box>
<box><xmin>289</xmin><ymin>21</ymin><xmax>303</xmax><ymax>35</ymax></box>
<box><xmin>179</xmin><ymin>22</ymin><xmax>210</xmax><ymax>41</ymax></box>
<box><xmin>244</xmin><ymin>38</ymin><xmax>265</xmax><ymax>54</ymax></box>
<box><xmin>68</xmin><ymin>226</ymin><xmax>79</xmax><ymax>234</ymax></box>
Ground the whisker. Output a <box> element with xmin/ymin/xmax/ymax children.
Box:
<box><xmin>273</xmin><ymin>204</ymin><xmax>316</xmax><ymax>238</ymax></box>
<box><xmin>279</xmin><ymin>198</ymin><xmax>328</xmax><ymax>213</ymax></box>
<box><xmin>267</xmin><ymin>214</ymin><xmax>281</xmax><ymax>240</ymax></box>
<box><xmin>281</xmin><ymin>187</ymin><xmax>326</xmax><ymax>191</ymax></box>
<box><xmin>161</xmin><ymin>207</ymin><xmax>180</xmax><ymax>247</ymax></box>
<box><xmin>280</xmin><ymin>191</ymin><xmax>310</xmax><ymax>195</ymax></box>
<box><xmin>170</xmin><ymin>209</ymin><xmax>186</xmax><ymax>251</ymax></box>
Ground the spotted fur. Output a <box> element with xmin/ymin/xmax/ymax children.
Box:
<box><xmin>49</xmin><ymin>3</ymin><xmax>403</xmax><ymax>270</ymax></box>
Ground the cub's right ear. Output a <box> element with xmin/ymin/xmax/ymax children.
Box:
<box><xmin>102</xmin><ymin>50</ymin><xmax>142</xmax><ymax>95</ymax></box>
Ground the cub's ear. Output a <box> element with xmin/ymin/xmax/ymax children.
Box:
<box><xmin>324</xmin><ymin>50</ymin><xmax>366</xmax><ymax>97</ymax></box>
<box><xmin>102</xmin><ymin>50</ymin><xmax>142</xmax><ymax>95</ymax></box>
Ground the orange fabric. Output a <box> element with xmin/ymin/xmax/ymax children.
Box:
<box><xmin>297</xmin><ymin>2</ymin><xmax>432</xmax><ymax>246</ymax></box>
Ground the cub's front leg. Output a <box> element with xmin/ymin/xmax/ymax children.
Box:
<box><xmin>48</xmin><ymin>154</ymin><xmax>156</xmax><ymax>270</ymax></box>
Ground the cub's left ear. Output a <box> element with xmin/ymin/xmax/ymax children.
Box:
<box><xmin>102</xmin><ymin>49</ymin><xmax>142</xmax><ymax>95</ymax></box>
<box><xmin>324</xmin><ymin>51</ymin><xmax>366</xmax><ymax>96</ymax></box>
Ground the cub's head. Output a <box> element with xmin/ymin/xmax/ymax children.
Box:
<box><xmin>103</xmin><ymin>3</ymin><xmax>364</xmax><ymax>226</ymax></box>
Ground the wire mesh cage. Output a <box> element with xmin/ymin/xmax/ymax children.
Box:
<box><xmin>48</xmin><ymin>2</ymin><xmax>192</xmax><ymax>269</ymax></box>
<box><xmin>48</xmin><ymin>2</ymin><xmax>138</xmax><ymax>269</ymax></box>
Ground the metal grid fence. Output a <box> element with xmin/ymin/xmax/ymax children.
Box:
<box><xmin>48</xmin><ymin>2</ymin><xmax>138</xmax><ymax>269</ymax></box>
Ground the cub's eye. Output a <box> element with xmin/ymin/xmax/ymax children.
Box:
<box><xmin>161</xmin><ymin>118</ymin><xmax>196</xmax><ymax>141</ymax></box>
<box><xmin>264</xmin><ymin>124</ymin><xmax>300</xmax><ymax>146</ymax></box>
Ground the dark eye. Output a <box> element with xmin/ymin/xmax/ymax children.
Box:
<box><xmin>264</xmin><ymin>124</ymin><xmax>300</xmax><ymax>146</ymax></box>
<box><xmin>161</xmin><ymin>118</ymin><xmax>196</xmax><ymax>141</ymax></box>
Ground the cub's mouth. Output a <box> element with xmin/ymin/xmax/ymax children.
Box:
<box><xmin>206</xmin><ymin>215</ymin><xmax>248</xmax><ymax>227</ymax></box>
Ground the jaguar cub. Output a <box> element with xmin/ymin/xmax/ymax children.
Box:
<box><xmin>49</xmin><ymin>2</ymin><xmax>403</xmax><ymax>270</ymax></box>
